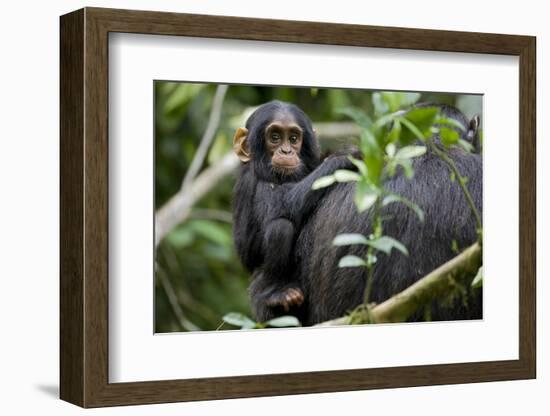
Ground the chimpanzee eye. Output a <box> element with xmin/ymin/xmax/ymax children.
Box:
<box><xmin>289</xmin><ymin>135</ymin><xmax>298</xmax><ymax>143</ymax></box>
<box><xmin>271</xmin><ymin>133</ymin><xmax>281</xmax><ymax>142</ymax></box>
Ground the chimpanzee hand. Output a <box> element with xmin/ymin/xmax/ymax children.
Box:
<box><xmin>265</xmin><ymin>286</ymin><xmax>304</xmax><ymax>312</ymax></box>
<box><xmin>249</xmin><ymin>271</ymin><xmax>305</xmax><ymax>321</ymax></box>
<box><xmin>324</xmin><ymin>147</ymin><xmax>363</xmax><ymax>171</ymax></box>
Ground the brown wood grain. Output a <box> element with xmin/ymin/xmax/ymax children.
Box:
<box><xmin>59</xmin><ymin>8</ymin><xmax>84</xmax><ymax>407</ymax></box>
<box><xmin>518</xmin><ymin>38</ymin><xmax>537</xmax><ymax>376</ymax></box>
<box><xmin>60</xmin><ymin>7</ymin><xmax>537</xmax><ymax>408</ymax></box>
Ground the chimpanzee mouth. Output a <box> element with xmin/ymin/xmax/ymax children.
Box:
<box><xmin>273</xmin><ymin>163</ymin><xmax>300</xmax><ymax>175</ymax></box>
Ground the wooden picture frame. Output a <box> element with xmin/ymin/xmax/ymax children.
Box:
<box><xmin>60</xmin><ymin>7</ymin><xmax>536</xmax><ymax>408</ymax></box>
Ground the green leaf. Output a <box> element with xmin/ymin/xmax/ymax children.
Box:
<box><xmin>398</xmin><ymin>92</ymin><xmax>422</xmax><ymax>108</ymax></box>
<box><xmin>333</xmin><ymin>233</ymin><xmax>369</xmax><ymax>246</ymax></box>
<box><xmin>439</xmin><ymin>126</ymin><xmax>460</xmax><ymax>147</ymax></box>
<box><xmin>381</xmin><ymin>92</ymin><xmax>421</xmax><ymax>112</ymax></box>
<box><xmin>265</xmin><ymin>316</ymin><xmax>301</xmax><ymax>328</ymax></box>
<box><xmin>312</xmin><ymin>175</ymin><xmax>336</xmax><ymax>190</ymax></box>
<box><xmin>166</xmin><ymin>225</ymin><xmax>195</xmax><ymax>248</ymax></box>
<box><xmin>458</xmin><ymin>139</ymin><xmax>474</xmax><ymax>153</ymax></box>
<box><xmin>348</xmin><ymin>155</ymin><xmax>368</xmax><ymax>177</ymax></box>
<box><xmin>337</xmin><ymin>107</ymin><xmax>373</xmax><ymax>129</ymax></box>
<box><xmin>373</xmin><ymin>113</ymin><xmax>398</xmax><ymax>131</ymax></box>
<box><xmin>400</xmin><ymin>107</ymin><xmax>439</xmax><ymax>143</ymax></box>
<box><xmin>334</xmin><ymin>169</ymin><xmax>361</xmax><ymax>183</ymax></box>
<box><xmin>435</xmin><ymin>116</ymin><xmax>466</xmax><ymax>132</ymax></box>
<box><xmin>366</xmin><ymin>236</ymin><xmax>409</xmax><ymax>256</ymax></box>
<box><xmin>386</xmin><ymin>119</ymin><xmax>401</xmax><ymax>144</ymax></box>
<box><xmin>471</xmin><ymin>266</ymin><xmax>483</xmax><ymax>288</ymax></box>
<box><xmin>405</xmin><ymin>107</ymin><xmax>439</xmax><ymax>130</ymax></box>
<box><xmin>338</xmin><ymin>255</ymin><xmax>367</xmax><ymax>268</ymax></box>
<box><xmin>222</xmin><ymin>313</ymin><xmax>256</xmax><ymax>329</ymax></box>
<box><xmin>360</xmin><ymin>128</ymin><xmax>379</xmax><ymax>152</ymax></box>
<box><xmin>400</xmin><ymin>117</ymin><xmax>426</xmax><ymax>142</ymax></box>
<box><xmin>372</xmin><ymin>92</ymin><xmax>390</xmax><ymax>115</ymax></box>
<box><xmin>359</xmin><ymin>130</ymin><xmax>383</xmax><ymax>183</ymax></box>
<box><xmin>355</xmin><ymin>192</ymin><xmax>378</xmax><ymax>213</ymax></box>
<box><xmin>397</xmin><ymin>158</ymin><xmax>414</xmax><ymax>178</ymax></box>
<box><xmin>382</xmin><ymin>194</ymin><xmax>425</xmax><ymax>222</ymax></box>
<box><xmin>165</xmin><ymin>83</ymin><xmax>205</xmax><ymax>114</ymax></box>
<box><xmin>354</xmin><ymin>181</ymin><xmax>380</xmax><ymax>212</ymax></box>
<box><xmin>386</xmin><ymin>159</ymin><xmax>397</xmax><ymax>177</ymax></box>
<box><xmin>395</xmin><ymin>145</ymin><xmax>427</xmax><ymax>160</ymax></box>
<box><xmin>190</xmin><ymin>220</ymin><xmax>231</xmax><ymax>246</ymax></box>
<box><xmin>385</xmin><ymin>142</ymin><xmax>397</xmax><ymax>157</ymax></box>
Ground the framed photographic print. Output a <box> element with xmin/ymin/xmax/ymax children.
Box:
<box><xmin>60</xmin><ymin>7</ymin><xmax>536</xmax><ymax>408</ymax></box>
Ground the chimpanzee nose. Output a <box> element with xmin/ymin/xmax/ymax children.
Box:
<box><xmin>281</xmin><ymin>147</ymin><xmax>291</xmax><ymax>154</ymax></box>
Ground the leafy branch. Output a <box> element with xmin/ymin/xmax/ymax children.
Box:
<box><xmin>428</xmin><ymin>141</ymin><xmax>482</xmax><ymax>237</ymax></box>
<box><xmin>312</xmin><ymin>91</ymin><xmax>483</xmax><ymax>322</ymax></box>
<box><xmin>313</xmin><ymin>92</ymin><xmax>429</xmax><ymax>309</ymax></box>
<box><xmin>316</xmin><ymin>242</ymin><xmax>482</xmax><ymax>326</ymax></box>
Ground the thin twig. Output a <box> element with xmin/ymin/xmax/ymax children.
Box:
<box><xmin>155</xmin><ymin>85</ymin><xmax>232</xmax><ymax>246</ymax></box>
<box><xmin>428</xmin><ymin>140</ymin><xmax>482</xmax><ymax>235</ymax></box>
<box><xmin>191</xmin><ymin>208</ymin><xmax>233</xmax><ymax>223</ymax></box>
<box><xmin>181</xmin><ymin>84</ymin><xmax>229</xmax><ymax>191</ymax></box>
<box><xmin>156</xmin><ymin>265</ymin><xmax>201</xmax><ymax>331</ymax></box>
<box><xmin>362</xmin><ymin>198</ymin><xmax>383</xmax><ymax>306</ymax></box>
<box><xmin>159</xmin><ymin>244</ymin><xmax>220</xmax><ymax>323</ymax></box>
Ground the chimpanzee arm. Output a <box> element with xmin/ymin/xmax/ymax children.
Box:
<box><xmin>285</xmin><ymin>154</ymin><xmax>357</xmax><ymax>227</ymax></box>
<box><xmin>241</xmin><ymin>217</ymin><xmax>305</xmax><ymax>321</ymax></box>
<box><xmin>262</xmin><ymin>218</ymin><xmax>296</xmax><ymax>281</ymax></box>
<box><xmin>232</xmin><ymin>165</ymin><xmax>264</xmax><ymax>271</ymax></box>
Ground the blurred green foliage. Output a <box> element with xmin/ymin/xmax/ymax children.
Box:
<box><xmin>154</xmin><ymin>81</ymin><xmax>482</xmax><ymax>332</ymax></box>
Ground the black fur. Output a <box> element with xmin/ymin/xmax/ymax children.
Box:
<box><xmin>234</xmin><ymin>101</ymin><xmax>482</xmax><ymax>325</ymax></box>
<box><xmin>232</xmin><ymin>100</ymin><xmax>358</xmax><ymax>321</ymax></box>
<box><xmin>295</xmin><ymin>104</ymin><xmax>482</xmax><ymax>324</ymax></box>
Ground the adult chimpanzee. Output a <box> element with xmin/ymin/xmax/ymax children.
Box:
<box><xmin>232</xmin><ymin>100</ymin><xmax>358</xmax><ymax>321</ymax></box>
<box><xmin>293</xmin><ymin>103</ymin><xmax>483</xmax><ymax>325</ymax></box>
<box><xmin>234</xmin><ymin>101</ymin><xmax>482</xmax><ymax>325</ymax></box>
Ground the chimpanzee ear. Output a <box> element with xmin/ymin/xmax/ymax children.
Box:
<box><xmin>313</xmin><ymin>128</ymin><xmax>318</xmax><ymax>140</ymax></box>
<box><xmin>233</xmin><ymin>127</ymin><xmax>251</xmax><ymax>163</ymax></box>
<box><xmin>469</xmin><ymin>115</ymin><xmax>480</xmax><ymax>133</ymax></box>
<box><xmin>466</xmin><ymin>115</ymin><xmax>480</xmax><ymax>142</ymax></box>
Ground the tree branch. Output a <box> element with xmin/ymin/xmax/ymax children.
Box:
<box><xmin>190</xmin><ymin>208</ymin><xmax>233</xmax><ymax>223</ymax></box>
<box><xmin>155</xmin><ymin>152</ymin><xmax>239</xmax><ymax>246</ymax></box>
<box><xmin>181</xmin><ymin>84</ymin><xmax>229</xmax><ymax>191</ymax></box>
<box><xmin>316</xmin><ymin>242</ymin><xmax>482</xmax><ymax>326</ymax></box>
<box><xmin>313</xmin><ymin>122</ymin><xmax>362</xmax><ymax>140</ymax></box>
<box><xmin>428</xmin><ymin>140</ymin><xmax>482</xmax><ymax>235</ymax></box>
<box><xmin>155</xmin><ymin>85</ymin><xmax>232</xmax><ymax>246</ymax></box>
